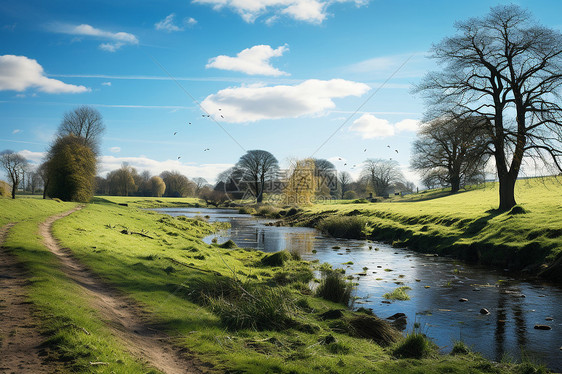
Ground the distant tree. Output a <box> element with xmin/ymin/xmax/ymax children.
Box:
<box><xmin>0</xmin><ymin>150</ymin><xmax>28</xmax><ymax>199</ymax></box>
<box><xmin>149</xmin><ymin>176</ymin><xmax>166</xmax><ymax>197</ymax></box>
<box><xmin>58</xmin><ymin>106</ymin><xmax>105</xmax><ymax>154</ymax></box>
<box><xmin>192</xmin><ymin>177</ymin><xmax>208</xmax><ymax>196</ymax></box>
<box><xmin>343</xmin><ymin>190</ymin><xmax>358</xmax><ymax>200</ymax></box>
<box><xmin>136</xmin><ymin>170</ymin><xmax>152</xmax><ymax>196</ymax></box>
<box><xmin>235</xmin><ymin>150</ymin><xmax>279</xmax><ymax>203</ymax></box>
<box><xmin>46</xmin><ymin>135</ymin><xmax>96</xmax><ymax>202</ymax></box>
<box><xmin>94</xmin><ymin>176</ymin><xmax>109</xmax><ymax>195</ymax></box>
<box><xmin>361</xmin><ymin>159</ymin><xmax>404</xmax><ymax>197</ymax></box>
<box><xmin>421</xmin><ymin>171</ymin><xmax>444</xmax><ymax>190</ymax></box>
<box><xmin>314</xmin><ymin>159</ymin><xmax>337</xmax><ymax>197</ymax></box>
<box><xmin>107</xmin><ymin>163</ymin><xmax>138</xmax><ymax>196</ymax></box>
<box><xmin>200</xmin><ymin>189</ymin><xmax>229</xmax><ymax>207</ymax></box>
<box><xmin>283</xmin><ymin>158</ymin><xmax>316</xmax><ymax>205</ymax></box>
<box><xmin>416</xmin><ymin>5</ymin><xmax>562</xmax><ymax>210</ymax></box>
<box><xmin>411</xmin><ymin>116</ymin><xmax>489</xmax><ymax>193</ymax></box>
<box><xmin>337</xmin><ymin>171</ymin><xmax>353</xmax><ymax>199</ymax></box>
<box><xmin>160</xmin><ymin>171</ymin><xmax>194</xmax><ymax>197</ymax></box>
<box><xmin>28</xmin><ymin>170</ymin><xmax>42</xmax><ymax>195</ymax></box>
<box><xmin>37</xmin><ymin>161</ymin><xmax>50</xmax><ymax>199</ymax></box>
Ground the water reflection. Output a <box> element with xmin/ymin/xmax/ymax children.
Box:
<box><xmin>152</xmin><ymin>207</ymin><xmax>562</xmax><ymax>372</ymax></box>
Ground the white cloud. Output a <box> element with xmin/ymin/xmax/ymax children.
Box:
<box><xmin>52</xmin><ymin>23</ymin><xmax>138</xmax><ymax>52</ymax></box>
<box><xmin>350</xmin><ymin>114</ymin><xmax>395</xmax><ymax>138</ymax></box>
<box><xmin>17</xmin><ymin>150</ymin><xmax>45</xmax><ymax>164</ymax></box>
<box><xmin>349</xmin><ymin>114</ymin><xmax>420</xmax><ymax>139</ymax></box>
<box><xmin>155</xmin><ymin>14</ymin><xmax>197</xmax><ymax>32</ymax></box>
<box><xmin>98</xmin><ymin>155</ymin><xmax>233</xmax><ymax>183</ymax></box>
<box><xmin>201</xmin><ymin>79</ymin><xmax>370</xmax><ymax>123</ymax></box>
<box><xmin>0</xmin><ymin>55</ymin><xmax>89</xmax><ymax>93</ymax></box>
<box><xmin>207</xmin><ymin>45</ymin><xmax>289</xmax><ymax>76</ymax></box>
<box><xmin>101</xmin><ymin>81</ymin><xmax>111</xmax><ymax>86</ymax></box>
<box><xmin>193</xmin><ymin>0</ymin><xmax>366</xmax><ymax>23</ymax></box>
<box><xmin>109</xmin><ymin>146</ymin><xmax>121</xmax><ymax>153</ymax></box>
<box><xmin>395</xmin><ymin>119</ymin><xmax>420</xmax><ymax>132</ymax></box>
<box><xmin>12</xmin><ymin>129</ymin><xmax>21</xmax><ymax>134</ymax></box>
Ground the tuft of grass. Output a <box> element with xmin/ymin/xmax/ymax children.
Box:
<box><xmin>317</xmin><ymin>216</ymin><xmax>367</xmax><ymax>239</ymax></box>
<box><xmin>218</xmin><ymin>239</ymin><xmax>237</xmax><ymax>249</ymax></box>
<box><xmin>392</xmin><ymin>332</ymin><xmax>436</xmax><ymax>359</ymax></box>
<box><xmin>315</xmin><ymin>270</ymin><xmax>354</xmax><ymax>306</ymax></box>
<box><xmin>346</xmin><ymin>315</ymin><xmax>401</xmax><ymax>347</ymax></box>
<box><xmin>261</xmin><ymin>250</ymin><xmax>291</xmax><ymax>267</ymax></box>
<box><xmin>450</xmin><ymin>340</ymin><xmax>471</xmax><ymax>355</ymax></box>
<box><xmin>383</xmin><ymin>286</ymin><xmax>411</xmax><ymax>301</ymax></box>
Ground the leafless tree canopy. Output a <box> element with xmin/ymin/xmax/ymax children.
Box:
<box><xmin>337</xmin><ymin>171</ymin><xmax>353</xmax><ymax>199</ymax></box>
<box><xmin>411</xmin><ymin>116</ymin><xmax>489</xmax><ymax>192</ymax></box>
<box><xmin>58</xmin><ymin>105</ymin><xmax>105</xmax><ymax>154</ymax></box>
<box><xmin>0</xmin><ymin>150</ymin><xmax>28</xmax><ymax>199</ymax></box>
<box><xmin>235</xmin><ymin>150</ymin><xmax>279</xmax><ymax>203</ymax></box>
<box><xmin>361</xmin><ymin>159</ymin><xmax>404</xmax><ymax>197</ymax></box>
<box><xmin>416</xmin><ymin>5</ymin><xmax>562</xmax><ymax>210</ymax></box>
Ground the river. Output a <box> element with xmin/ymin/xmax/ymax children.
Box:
<box><xmin>153</xmin><ymin>207</ymin><xmax>562</xmax><ymax>371</ymax></box>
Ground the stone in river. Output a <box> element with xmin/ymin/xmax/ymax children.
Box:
<box><xmin>459</xmin><ymin>298</ymin><xmax>468</xmax><ymax>302</ymax></box>
<box><xmin>534</xmin><ymin>324</ymin><xmax>552</xmax><ymax>330</ymax></box>
<box><xmin>387</xmin><ymin>313</ymin><xmax>406</xmax><ymax>320</ymax></box>
<box><xmin>480</xmin><ymin>308</ymin><xmax>490</xmax><ymax>315</ymax></box>
<box><xmin>381</xmin><ymin>300</ymin><xmax>391</xmax><ymax>304</ymax></box>
<box><xmin>545</xmin><ymin>317</ymin><xmax>554</xmax><ymax>321</ymax></box>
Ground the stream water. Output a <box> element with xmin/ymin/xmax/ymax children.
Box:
<box><xmin>154</xmin><ymin>207</ymin><xmax>562</xmax><ymax>371</ymax></box>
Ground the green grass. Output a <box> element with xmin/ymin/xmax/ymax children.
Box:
<box><xmin>286</xmin><ymin>177</ymin><xmax>562</xmax><ymax>278</ymax></box>
<box><xmin>392</xmin><ymin>332</ymin><xmax>437</xmax><ymax>359</ymax></box>
<box><xmin>0</xmin><ymin>196</ymin><xmax>540</xmax><ymax>373</ymax></box>
<box><xmin>383</xmin><ymin>286</ymin><xmax>412</xmax><ymax>301</ymax></box>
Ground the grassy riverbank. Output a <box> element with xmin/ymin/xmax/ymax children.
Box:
<box><xmin>1</xmin><ymin>196</ymin><xmax>541</xmax><ymax>373</ymax></box>
<box><xmin>283</xmin><ymin>177</ymin><xmax>562</xmax><ymax>281</ymax></box>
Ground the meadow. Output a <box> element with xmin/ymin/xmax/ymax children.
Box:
<box><xmin>0</xmin><ymin>195</ymin><xmax>545</xmax><ymax>373</ymax></box>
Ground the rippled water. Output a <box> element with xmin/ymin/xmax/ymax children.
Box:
<box><xmin>154</xmin><ymin>207</ymin><xmax>562</xmax><ymax>371</ymax></box>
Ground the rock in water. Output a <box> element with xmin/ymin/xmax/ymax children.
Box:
<box><xmin>534</xmin><ymin>324</ymin><xmax>552</xmax><ymax>330</ymax></box>
<box><xmin>480</xmin><ymin>308</ymin><xmax>490</xmax><ymax>315</ymax></box>
<box><xmin>387</xmin><ymin>313</ymin><xmax>406</xmax><ymax>320</ymax></box>
<box><xmin>459</xmin><ymin>298</ymin><xmax>468</xmax><ymax>302</ymax></box>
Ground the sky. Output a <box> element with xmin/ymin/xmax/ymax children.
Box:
<box><xmin>1</xmin><ymin>0</ymin><xmax>561</xmax><ymax>185</ymax></box>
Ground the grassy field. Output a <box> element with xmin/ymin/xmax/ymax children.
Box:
<box><xmin>284</xmin><ymin>177</ymin><xmax>562</xmax><ymax>280</ymax></box>
<box><xmin>0</xmin><ymin>196</ymin><xmax>539</xmax><ymax>373</ymax></box>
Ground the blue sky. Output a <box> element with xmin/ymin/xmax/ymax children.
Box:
<box><xmin>1</xmin><ymin>0</ymin><xmax>561</xmax><ymax>184</ymax></box>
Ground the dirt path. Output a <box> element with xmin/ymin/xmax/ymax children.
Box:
<box><xmin>39</xmin><ymin>208</ymin><xmax>202</xmax><ymax>374</ymax></box>
<box><xmin>0</xmin><ymin>223</ymin><xmax>55</xmax><ymax>374</ymax></box>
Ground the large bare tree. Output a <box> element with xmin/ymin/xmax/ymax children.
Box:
<box><xmin>235</xmin><ymin>150</ymin><xmax>279</xmax><ymax>203</ymax></box>
<box><xmin>58</xmin><ymin>105</ymin><xmax>105</xmax><ymax>154</ymax></box>
<box><xmin>416</xmin><ymin>5</ymin><xmax>562</xmax><ymax>210</ymax></box>
<box><xmin>361</xmin><ymin>159</ymin><xmax>404</xmax><ymax>197</ymax></box>
<box><xmin>0</xmin><ymin>150</ymin><xmax>28</xmax><ymax>199</ymax></box>
<box><xmin>411</xmin><ymin>116</ymin><xmax>489</xmax><ymax>193</ymax></box>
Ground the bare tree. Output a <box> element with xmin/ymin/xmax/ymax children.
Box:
<box><xmin>58</xmin><ymin>106</ymin><xmax>105</xmax><ymax>154</ymax></box>
<box><xmin>37</xmin><ymin>161</ymin><xmax>50</xmax><ymax>199</ymax></box>
<box><xmin>0</xmin><ymin>150</ymin><xmax>28</xmax><ymax>199</ymax></box>
<box><xmin>416</xmin><ymin>5</ymin><xmax>562</xmax><ymax>210</ymax></box>
<box><xmin>411</xmin><ymin>115</ymin><xmax>489</xmax><ymax>193</ymax></box>
<box><xmin>192</xmin><ymin>177</ymin><xmax>208</xmax><ymax>195</ymax></box>
<box><xmin>337</xmin><ymin>171</ymin><xmax>353</xmax><ymax>199</ymax></box>
<box><xmin>235</xmin><ymin>150</ymin><xmax>279</xmax><ymax>203</ymax></box>
<box><xmin>361</xmin><ymin>159</ymin><xmax>404</xmax><ymax>197</ymax></box>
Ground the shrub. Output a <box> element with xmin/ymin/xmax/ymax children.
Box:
<box><xmin>450</xmin><ymin>340</ymin><xmax>471</xmax><ymax>355</ymax></box>
<box><xmin>261</xmin><ymin>250</ymin><xmax>291</xmax><ymax>266</ymax></box>
<box><xmin>218</xmin><ymin>240</ymin><xmax>237</xmax><ymax>249</ymax></box>
<box><xmin>317</xmin><ymin>216</ymin><xmax>367</xmax><ymax>239</ymax></box>
<box><xmin>256</xmin><ymin>205</ymin><xmax>281</xmax><ymax>218</ymax></box>
<box><xmin>238</xmin><ymin>206</ymin><xmax>257</xmax><ymax>215</ymax></box>
<box><xmin>343</xmin><ymin>191</ymin><xmax>358</xmax><ymax>200</ymax></box>
<box><xmin>0</xmin><ymin>180</ymin><xmax>10</xmax><ymax>197</ymax></box>
<box><xmin>392</xmin><ymin>332</ymin><xmax>436</xmax><ymax>359</ymax></box>
<box><xmin>315</xmin><ymin>270</ymin><xmax>353</xmax><ymax>305</ymax></box>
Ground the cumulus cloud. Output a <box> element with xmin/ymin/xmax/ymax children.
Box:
<box><xmin>201</xmin><ymin>79</ymin><xmax>370</xmax><ymax>123</ymax></box>
<box><xmin>0</xmin><ymin>55</ymin><xmax>89</xmax><ymax>93</ymax></box>
<box><xmin>109</xmin><ymin>146</ymin><xmax>121</xmax><ymax>153</ymax></box>
<box><xmin>207</xmin><ymin>45</ymin><xmax>289</xmax><ymax>76</ymax></box>
<box><xmin>51</xmin><ymin>23</ymin><xmax>138</xmax><ymax>52</ymax></box>
<box><xmin>349</xmin><ymin>114</ymin><xmax>420</xmax><ymax>139</ymax></box>
<box><xmin>193</xmin><ymin>0</ymin><xmax>366</xmax><ymax>23</ymax></box>
<box><xmin>17</xmin><ymin>150</ymin><xmax>45</xmax><ymax>164</ymax></box>
<box><xmin>98</xmin><ymin>155</ymin><xmax>233</xmax><ymax>183</ymax></box>
<box><xmin>12</xmin><ymin>129</ymin><xmax>21</xmax><ymax>134</ymax></box>
<box><xmin>101</xmin><ymin>81</ymin><xmax>111</xmax><ymax>86</ymax></box>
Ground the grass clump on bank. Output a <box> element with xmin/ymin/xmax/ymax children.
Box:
<box><xmin>317</xmin><ymin>216</ymin><xmax>367</xmax><ymax>239</ymax></box>
<box><xmin>392</xmin><ymin>332</ymin><xmax>437</xmax><ymax>359</ymax></box>
<box><xmin>315</xmin><ymin>270</ymin><xmax>354</xmax><ymax>305</ymax></box>
<box><xmin>383</xmin><ymin>286</ymin><xmax>412</xmax><ymax>301</ymax></box>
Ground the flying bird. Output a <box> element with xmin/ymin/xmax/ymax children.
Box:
<box><xmin>188</xmin><ymin>122</ymin><xmax>191</xmax><ymax>125</ymax></box>
<box><xmin>395</xmin><ymin>149</ymin><xmax>399</xmax><ymax>153</ymax></box>
<box><xmin>204</xmin><ymin>148</ymin><xmax>210</xmax><ymax>151</ymax></box>
<box><xmin>344</xmin><ymin>163</ymin><xmax>347</xmax><ymax>166</ymax></box>
<box><xmin>174</xmin><ymin>132</ymin><xmax>177</xmax><ymax>135</ymax></box>
<box><xmin>178</xmin><ymin>156</ymin><xmax>181</xmax><ymax>159</ymax></box>
<box><xmin>387</xmin><ymin>145</ymin><xmax>391</xmax><ymax>148</ymax></box>
<box><xmin>220</xmin><ymin>115</ymin><xmax>224</xmax><ymax>118</ymax></box>
<box><xmin>364</xmin><ymin>149</ymin><xmax>367</xmax><ymax>152</ymax></box>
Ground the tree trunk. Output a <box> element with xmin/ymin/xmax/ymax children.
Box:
<box><xmin>11</xmin><ymin>183</ymin><xmax>16</xmax><ymax>199</ymax></box>
<box><xmin>498</xmin><ymin>173</ymin><xmax>517</xmax><ymax>211</ymax></box>
<box><xmin>450</xmin><ymin>174</ymin><xmax>460</xmax><ymax>193</ymax></box>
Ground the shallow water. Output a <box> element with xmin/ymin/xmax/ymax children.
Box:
<box><xmin>154</xmin><ymin>207</ymin><xmax>562</xmax><ymax>371</ymax></box>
